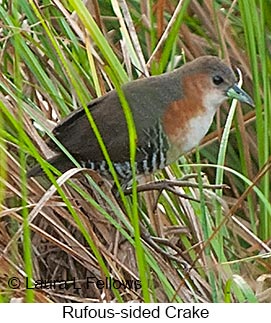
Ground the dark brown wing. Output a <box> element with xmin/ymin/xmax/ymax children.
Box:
<box><xmin>47</xmin><ymin>91</ymin><xmax>131</xmax><ymax>163</ymax></box>
<box><xmin>46</xmin><ymin>70</ymin><xmax>183</xmax><ymax>165</ymax></box>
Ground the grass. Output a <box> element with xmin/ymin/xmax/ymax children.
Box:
<box><xmin>0</xmin><ymin>0</ymin><xmax>271</xmax><ymax>303</ymax></box>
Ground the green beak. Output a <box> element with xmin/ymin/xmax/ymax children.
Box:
<box><xmin>227</xmin><ymin>84</ymin><xmax>254</xmax><ymax>107</ymax></box>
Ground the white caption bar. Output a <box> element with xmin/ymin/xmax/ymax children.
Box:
<box><xmin>1</xmin><ymin>303</ymin><xmax>268</xmax><ymax>322</ymax></box>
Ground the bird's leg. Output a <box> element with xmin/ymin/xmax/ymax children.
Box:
<box><xmin>124</xmin><ymin>178</ymin><xmax>228</xmax><ymax>194</ymax></box>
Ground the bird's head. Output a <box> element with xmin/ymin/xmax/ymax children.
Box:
<box><xmin>184</xmin><ymin>56</ymin><xmax>254</xmax><ymax>109</ymax></box>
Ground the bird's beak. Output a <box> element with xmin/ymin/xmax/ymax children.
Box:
<box><xmin>227</xmin><ymin>84</ymin><xmax>255</xmax><ymax>107</ymax></box>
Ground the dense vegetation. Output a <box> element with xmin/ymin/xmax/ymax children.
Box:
<box><xmin>0</xmin><ymin>0</ymin><xmax>270</xmax><ymax>302</ymax></box>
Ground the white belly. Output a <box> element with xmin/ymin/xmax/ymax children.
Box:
<box><xmin>181</xmin><ymin>110</ymin><xmax>215</xmax><ymax>153</ymax></box>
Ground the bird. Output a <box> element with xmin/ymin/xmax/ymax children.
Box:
<box><xmin>28</xmin><ymin>56</ymin><xmax>254</xmax><ymax>185</ymax></box>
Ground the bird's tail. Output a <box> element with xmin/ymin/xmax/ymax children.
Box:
<box><xmin>27</xmin><ymin>154</ymin><xmax>76</xmax><ymax>177</ymax></box>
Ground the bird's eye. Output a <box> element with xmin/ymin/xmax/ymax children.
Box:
<box><xmin>212</xmin><ymin>75</ymin><xmax>224</xmax><ymax>85</ymax></box>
